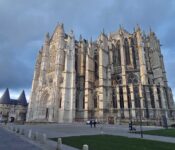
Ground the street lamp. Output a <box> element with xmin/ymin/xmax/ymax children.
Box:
<box><xmin>139</xmin><ymin>103</ymin><xmax>143</xmax><ymax>138</ymax></box>
<box><xmin>138</xmin><ymin>82</ymin><xmax>143</xmax><ymax>138</ymax></box>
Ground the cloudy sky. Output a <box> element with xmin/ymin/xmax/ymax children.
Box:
<box><xmin>0</xmin><ymin>0</ymin><xmax>175</xmax><ymax>101</ymax></box>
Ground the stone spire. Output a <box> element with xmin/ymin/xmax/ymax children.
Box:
<box><xmin>0</xmin><ymin>88</ymin><xmax>11</xmax><ymax>104</ymax></box>
<box><xmin>136</xmin><ymin>24</ymin><xmax>141</xmax><ymax>32</ymax></box>
<box><xmin>90</xmin><ymin>36</ymin><xmax>92</xmax><ymax>44</ymax></box>
<box><xmin>45</xmin><ymin>32</ymin><xmax>50</xmax><ymax>44</ymax></box>
<box><xmin>98</xmin><ymin>31</ymin><xmax>108</xmax><ymax>50</ymax></box>
<box><xmin>31</xmin><ymin>47</ymin><xmax>42</xmax><ymax>91</ymax></box>
<box><xmin>39</xmin><ymin>33</ymin><xmax>50</xmax><ymax>86</ymax></box>
<box><xmin>55</xmin><ymin>23</ymin><xmax>65</xmax><ymax>36</ymax></box>
<box><xmin>66</xmin><ymin>30</ymin><xmax>75</xmax><ymax>56</ymax></box>
<box><xmin>18</xmin><ymin>90</ymin><xmax>28</xmax><ymax>106</ymax></box>
<box><xmin>149</xmin><ymin>27</ymin><xmax>155</xmax><ymax>37</ymax></box>
<box><xmin>79</xmin><ymin>34</ymin><xmax>83</xmax><ymax>41</ymax></box>
<box><xmin>136</xmin><ymin>24</ymin><xmax>148</xmax><ymax>85</ymax></box>
<box><xmin>43</xmin><ymin>33</ymin><xmax>50</xmax><ymax>55</ymax></box>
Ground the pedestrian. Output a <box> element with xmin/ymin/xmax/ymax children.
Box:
<box><xmin>129</xmin><ymin>120</ymin><xmax>133</xmax><ymax>131</ymax></box>
<box><xmin>93</xmin><ymin>120</ymin><xmax>97</xmax><ymax>128</ymax></box>
<box><xmin>90</xmin><ymin>120</ymin><xmax>93</xmax><ymax>128</ymax></box>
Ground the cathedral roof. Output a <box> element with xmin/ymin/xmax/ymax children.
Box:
<box><xmin>0</xmin><ymin>88</ymin><xmax>11</xmax><ymax>104</ymax></box>
<box><xmin>110</xmin><ymin>27</ymin><xmax>131</xmax><ymax>39</ymax></box>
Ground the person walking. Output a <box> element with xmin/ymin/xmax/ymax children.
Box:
<box><xmin>93</xmin><ymin>120</ymin><xmax>97</xmax><ymax>128</ymax></box>
<box><xmin>90</xmin><ymin>120</ymin><xmax>93</xmax><ymax>128</ymax></box>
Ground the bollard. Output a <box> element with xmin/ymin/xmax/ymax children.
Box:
<box><xmin>24</xmin><ymin>129</ymin><xmax>28</xmax><ymax>137</ymax></box>
<box><xmin>10</xmin><ymin>126</ymin><xmax>13</xmax><ymax>131</ymax></box>
<box><xmin>100</xmin><ymin>126</ymin><xmax>104</xmax><ymax>135</ymax></box>
<box><xmin>19</xmin><ymin>128</ymin><xmax>24</xmax><ymax>135</ymax></box>
<box><xmin>21</xmin><ymin>128</ymin><xmax>25</xmax><ymax>135</ymax></box>
<box><xmin>56</xmin><ymin>138</ymin><xmax>62</xmax><ymax>150</ymax></box>
<box><xmin>13</xmin><ymin>126</ymin><xmax>16</xmax><ymax>132</ymax></box>
<box><xmin>19</xmin><ymin>128</ymin><xmax>22</xmax><ymax>134</ymax></box>
<box><xmin>41</xmin><ymin>133</ymin><xmax>47</xmax><ymax>144</ymax></box>
<box><xmin>82</xmin><ymin>144</ymin><xmax>89</xmax><ymax>150</ymax></box>
<box><xmin>7</xmin><ymin>125</ymin><xmax>10</xmax><ymax>130</ymax></box>
<box><xmin>34</xmin><ymin>132</ymin><xmax>39</xmax><ymax>141</ymax></box>
<box><xmin>28</xmin><ymin>129</ymin><xmax>32</xmax><ymax>139</ymax></box>
<box><xmin>20</xmin><ymin>128</ymin><xmax>24</xmax><ymax>135</ymax></box>
<box><xmin>8</xmin><ymin>125</ymin><xmax>12</xmax><ymax>131</ymax></box>
<box><xmin>16</xmin><ymin>128</ymin><xmax>20</xmax><ymax>133</ymax></box>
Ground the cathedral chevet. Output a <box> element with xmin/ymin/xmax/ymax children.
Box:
<box><xmin>27</xmin><ymin>23</ymin><xmax>174</xmax><ymax>123</ymax></box>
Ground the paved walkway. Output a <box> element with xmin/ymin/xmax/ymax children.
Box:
<box><xmin>2</xmin><ymin>123</ymin><xmax>175</xmax><ymax>150</ymax></box>
<box><xmin>15</xmin><ymin>123</ymin><xmax>175</xmax><ymax>143</ymax></box>
<box><xmin>0</xmin><ymin>126</ymin><xmax>42</xmax><ymax>150</ymax></box>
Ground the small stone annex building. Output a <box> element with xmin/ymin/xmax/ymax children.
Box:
<box><xmin>27</xmin><ymin>23</ymin><xmax>174</xmax><ymax>123</ymax></box>
<box><xmin>0</xmin><ymin>88</ymin><xmax>28</xmax><ymax>122</ymax></box>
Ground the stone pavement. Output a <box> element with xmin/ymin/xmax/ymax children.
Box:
<box><xmin>1</xmin><ymin>123</ymin><xmax>79</xmax><ymax>150</ymax></box>
<box><xmin>18</xmin><ymin>123</ymin><xmax>175</xmax><ymax>144</ymax></box>
<box><xmin>0</xmin><ymin>125</ymin><xmax>42</xmax><ymax>150</ymax></box>
<box><xmin>2</xmin><ymin>123</ymin><xmax>175</xmax><ymax>150</ymax></box>
<box><xmin>15</xmin><ymin>123</ymin><xmax>175</xmax><ymax>144</ymax></box>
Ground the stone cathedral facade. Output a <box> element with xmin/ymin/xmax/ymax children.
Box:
<box><xmin>27</xmin><ymin>23</ymin><xmax>174</xmax><ymax>123</ymax></box>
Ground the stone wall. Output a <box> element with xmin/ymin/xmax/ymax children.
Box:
<box><xmin>27</xmin><ymin>24</ymin><xmax>175</xmax><ymax>123</ymax></box>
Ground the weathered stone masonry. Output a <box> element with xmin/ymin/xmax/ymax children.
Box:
<box><xmin>27</xmin><ymin>23</ymin><xmax>174</xmax><ymax>123</ymax></box>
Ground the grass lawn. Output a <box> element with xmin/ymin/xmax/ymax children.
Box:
<box><xmin>51</xmin><ymin>135</ymin><xmax>175</xmax><ymax>150</ymax></box>
<box><xmin>138</xmin><ymin>128</ymin><xmax>175</xmax><ymax>138</ymax></box>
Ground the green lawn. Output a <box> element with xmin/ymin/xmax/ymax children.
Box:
<box><xmin>139</xmin><ymin>128</ymin><xmax>175</xmax><ymax>138</ymax></box>
<box><xmin>51</xmin><ymin>135</ymin><xmax>175</xmax><ymax>150</ymax></box>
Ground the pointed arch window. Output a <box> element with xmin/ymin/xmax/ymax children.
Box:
<box><xmin>134</xmin><ymin>86</ymin><xmax>140</xmax><ymax>108</ymax></box>
<box><xmin>112</xmin><ymin>88</ymin><xmax>117</xmax><ymax>108</ymax></box>
<box><xmin>94</xmin><ymin>93</ymin><xmax>98</xmax><ymax>108</ymax></box>
<box><xmin>113</xmin><ymin>41</ymin><xmax>121</xmax><ymax>67</ymax></box>
<box><xmin>119</xmin><ymin>86</ymin><xmax>124</xmax><ymax>108</ymax></box>
<box><xmin>124</xmin><ymin>38</ymin><xmax>131</xmax><ymax>65</ymax></box>
<box><xmin>131</xmin><ymin>38</ymin><xmax>137</xmax><ymax>68</ymax></box>
<box><xmin>127</xmin><ymin>86</ymin><xmax>131</xmax><ymax>108</ymax></box>
<box><xmin>116</xmin><ymin>40</ymin><xmax>121</xmax><ymax>66</ymax></box>
<box><xmin>157</xmin><ymin>87</ymin><xmax>162</xmax><ymax>108</ymax></box>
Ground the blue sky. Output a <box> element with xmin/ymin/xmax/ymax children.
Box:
<box><xmin>0</xmin><ymin>0</ymin><xmax>175</xmax><ymax>101</ymax></box>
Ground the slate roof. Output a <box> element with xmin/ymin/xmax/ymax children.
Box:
<box><xmin>0</xmin><ymin>88</ymin><xmax>28</xmax><ymax>106</ymax></box>
<box><xmin>0</xmin><ymin>88</ymin><xmax>11</xmax><ymax>104</ymax></box>
<box><xmin>18</xmin><ymin>90</ymin><xmax>28</xmax><ymax>106</ymax></box>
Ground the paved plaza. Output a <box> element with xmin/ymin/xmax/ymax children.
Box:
<box><xmin>14</xmin><ymin>123</ymin><xmax>175</xmax><ymax>143</ymax></box>
<box><xmin>0</xmin><ymin>126</ymin><xmax>42</xmax><ymax>150</ymax></box>
<box><xmin>1</xmin><ymin>123</ymin><xmax>175</xmax><ymax>150</ymax></box>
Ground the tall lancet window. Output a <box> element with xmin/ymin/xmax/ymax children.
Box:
<box><xmin>134</xmin><ymin>86</ymin><xmax>140</xmax><ymax>108</ymax></box>
<box><xmin>131</xmin><ymin>38</ymin><xmax>137</xmax><ymax>68</ymax></box>
<box><xmin>94</xmin><ymin>53</ymin><xmax>99</xmax><ymax>79</ymax></box>
<box><xmin>119</xmin><ymin>86</ymin><xmax>124</xmax><ymax>108</ymax></box>
<box><xmin>124</xmin><ymin>38</ymin><xmax>131</xmax><ymax>65</ymax></box>
<box><xmin>94</xmin><ymin>92</ymin><xmax>98</xmax><ymax>108</ymax></box>
<box><xmin>127</xmin><ymin>86</ymin><xmax>131</xmax><ymax>108</ymax></box>
<box><xmin>113</xmin><ymin>44</ymin><xmax>117</xmax><ymax>65</ymax></box>
<box><xmin>112</xmin><ymin>88</ymin><xmax>117</xmax><ymax>108</ymax></box>
<box><xmin>116</xmin><ymin>40</ymin><xmax>121</xmax><ymax>66</ymax></box>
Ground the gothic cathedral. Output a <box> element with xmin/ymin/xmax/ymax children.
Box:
<box><xmin>27</xmin><ymin>23</ymin><xmax>174</xmax><ymax>123</ymax></box>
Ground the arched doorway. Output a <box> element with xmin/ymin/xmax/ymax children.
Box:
<box><xmin>40</xmin><ymin>91</ymin><xmax>49</xmax><ymax>120</ymax></box>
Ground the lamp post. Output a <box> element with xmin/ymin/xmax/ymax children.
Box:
<box><xmin>139</xmin><ymin>104</ymin><xmax>143</xmax><ymax>138</ymax></box>
<box><xmin>136</xmin><ymin>80</ymin><xmax>144</xmax><ymax>138</ymax></box>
